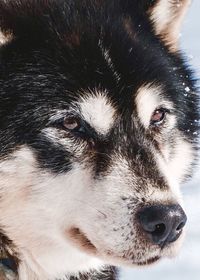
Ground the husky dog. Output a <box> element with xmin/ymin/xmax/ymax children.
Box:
<box><xmin>0</xmin><ymin>0</ymin><xmax>199</xmax><ymax>279</ymax></box>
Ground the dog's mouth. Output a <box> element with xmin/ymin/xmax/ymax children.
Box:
<box><xmin>67</xmin><ymin>227</ymin><xmax>162</xmax><ymax>267</ymax></box>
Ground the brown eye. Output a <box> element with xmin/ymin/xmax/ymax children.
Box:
<box><xmin>58</xmin><ymin>115</ymin><xmax>96</xmax><ymax>145</ymax></box>
<box><xmin>150</xmin><ymin>109</ymin><xmax>167</xmax><ymax>126</ymax></box>
<box><xmin>62</xmin><ymin>116</ymin><xmax>88</xmax><ymax>138</ymax></box>
<box><xmin>63</xmin><ymin>117</ymin><xmax>81</xmax><ymax>131</ymax></box>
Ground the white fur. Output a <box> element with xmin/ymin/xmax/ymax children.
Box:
<box><xmin>0</xmin><ymin>98</ymin><xmax>193</xmax><ymax>280</ymax></box>
<box><xmin>150</xmin><ymin>0</ymin><xmax>191</xmax><ymax>49</ymax></box>
<box><xmin>98</xmin><ymin>40</ymin><xmax>121</xmax><ymax>82</ymax></box>
<box><xmin>150</xmin><ymin>0</ymin><xmax>172</xmax><ymax>34</ymax></box>
<box><xmin>0</xmin><ymin>141</ymin><xmax>189</xmax><ymax>279</ymax></box>
<box><xmin>41</xmin><ymin>127</ymin><xmax>87</xmax><ymax>157</ymax></box>
<box><xmin>0</xmin><ymin>147</ymin><xmax>104</xmax><ymax>279</ymax></box>
<box><xmin>0</xmin><ymin>1</ymin><xmax>194</xmax><ymax>279</ymax></box>
<box><xmin>153</xmin><ymin>135</ymin><xmax>195</xmax><ymax>208</ymax></box>
<box><xmin>135</xmin><ymin>84</ymin><xmax>174</xmax><ymax>128</ymax></box>
<box><xmin>79</xmin><ymin>91</ymin><xmax>116</xmax><ymax>134</ymax></box>
<box><xmin>0</xmin><ymin>31</ymin><xmax>6</xmax><ymax>44</ymax></box>
<box><xmin>158</xmin><ymin>136</ymin><xmax>194</xmax><ymax>185</ymax></box>
<box><xmin>0</xmin><ymin>30</ymin><xmax>12</xmax><ymax>45</ymax></box>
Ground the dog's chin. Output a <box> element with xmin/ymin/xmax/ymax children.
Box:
<box><xmin>134</xmin><ymin>256</ymin><xmax>161</xmax><ymax>266</ymax></box>
<box><xmin>133</xmin><ymin>237</ymin><xmax>184</xmax><ymax>267</ymax></box>
<box><xmin>97</xmin><ymin>253</ymin><xmax>162</xmax><ymax>268</ymax></box>
<box><xmin>67</xmin><ymin>227</ymin><xmax>183</xmax><ymax>268</ymax></box>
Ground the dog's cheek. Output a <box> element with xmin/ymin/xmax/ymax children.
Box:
<box><xmin>77</xmin><ymin>198</ymin><xmax>137</xmax><ymax>259</ymax></box>
<box><xmin>165</xmin><ymin>136</ymin><xmax>194</xmax><ymax>183</ymax></box>
<box><xmin>74</xmin><ymin>172</ymin><xmax>159</xmax><ymax>262</ymax></box>
<box><xmin>76</xmin><ymin>193</ymin><xmax>161</xmax><ymax>265</ymax></box>
<box><xmin>154</xmin><ymin>135</ymin><xmax>195</xmax><ymax>204</ymax></box>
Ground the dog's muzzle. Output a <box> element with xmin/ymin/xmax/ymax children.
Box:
<box><xmin>137</xmin><ymin>204</ymin><xmax>187</xmax><ymax>247</ymax></box>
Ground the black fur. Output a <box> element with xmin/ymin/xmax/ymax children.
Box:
<box><xmin>0</xmin><ymin>231</ymin><xmax>19</xmax><ymax>273</ymax></box>
<box><xmin>0</xmin><ymin>0</ymin><xmax>199</xmax><ymax>279</ymax></box>
<box><xmin>0</xmin><ymin>0</ymin><xmax>199</xmax><ymax>178</ymax></box>
<box><xmin>70</xmin><ymin>267</ymin><xmax>118</xmax><ymax>280</ymax></box>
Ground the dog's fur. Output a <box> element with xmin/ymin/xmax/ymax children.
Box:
<box><xmin>0</xmin><ymin>0</ymin><xmax>199</xmax><ymax>279</ymax></box>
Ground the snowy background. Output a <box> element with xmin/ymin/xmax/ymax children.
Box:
<box><xmin>121</xmin><ymin>1</ymin><xmax>200</xmax><ymax>279</ymax></box>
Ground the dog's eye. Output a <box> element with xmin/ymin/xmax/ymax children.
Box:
<box><xmin>63</xmin><ymin>117</ymin><xmax>81</xmax><ymax>131</ymax></box>
<box><xmin>150</xmin><ymin>108</ymin><xmax>167</xmax><ymax>126</ymax></box>
<box><xmin>63</xmin><ymin>116</ymin><xmax>87</xmax><ymax>136</ymax></box>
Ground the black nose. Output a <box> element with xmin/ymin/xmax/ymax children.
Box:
<box><xmin>138</xmin><ymin>205</ymin><xmax>187</xmax><ymax>247</ymax></box>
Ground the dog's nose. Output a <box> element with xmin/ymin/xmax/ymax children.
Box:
<box><xmin>138</xmin><ymin>205</ymin><xmax>187</xmax><ymax>246</ymax></box>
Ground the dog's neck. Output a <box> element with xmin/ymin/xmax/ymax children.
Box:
<box><xmin>0</xmin><ymin>231</ymin><xmax>18</xmax><ymax>279</ymax></box>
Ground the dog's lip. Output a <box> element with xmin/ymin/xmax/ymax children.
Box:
<box><xmin>67</xmin><ymin>227</ymin><xmax>97</xmax><ymax>254</ymax></box>
<box><xmin>67</xmin><ymin>228</ymin><xmax>162</xmax><ymax>266</ymax></box>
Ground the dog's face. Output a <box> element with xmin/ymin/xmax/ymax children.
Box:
<box><xmin>0</xmin><ymin>0</ymin><xmax>199</xmax><ymax>278</ymax></box>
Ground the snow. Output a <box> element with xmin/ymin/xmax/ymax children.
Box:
<box><xmin>121</xmin><ymin>1</ymin><xmax>200</xmax><ymax>279</ymax></box>
<box><xmin>185</xmin><ymin>87</ymin><xmax>190</xmax><ymax>92</ymax></box>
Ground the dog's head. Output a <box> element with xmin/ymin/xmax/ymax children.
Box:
<box><xmin>0</xmin><ymin>0</ymin><xmax>199</xmax><ymax>278</ymax></box>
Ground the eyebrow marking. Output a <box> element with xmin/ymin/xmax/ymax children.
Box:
<box><xmin>79</xmin><ymin>91</ymin><xmax>116</xmax><ymax>135</ymax></box>
<box><xmin>135</xmin><ymin>84</ymin><xmax>173</xmax><ymax>128</ymax></box>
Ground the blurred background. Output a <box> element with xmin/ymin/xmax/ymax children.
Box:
<box><xmin>121</xmin><ymin>1</ymin><xmax>200</xmax><ymax>279</ymax></box>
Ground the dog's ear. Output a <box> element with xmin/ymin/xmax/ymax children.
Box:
<box><xmin>148</xmin><ymin>0</ymin><xmax>191</xmax><ymax>51</ymax></box>
<box><xmin>0</xmin><ymin>0</ymin><xmax>53</xmax><ymax>43</ymax></box>
<box><xmin>120</xmin><ymin>0</ymin><xmax>191</xmax><ymax>51</ymax></box>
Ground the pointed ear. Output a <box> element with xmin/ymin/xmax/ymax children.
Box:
<box><xmin>149</xmin><ymin>0</ymin><xmax>191</xmax><ymax>51</ymax></box>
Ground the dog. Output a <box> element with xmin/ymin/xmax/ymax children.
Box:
<box><xmin>0</xmin><ymin>0</ymin><xmax>199</xmax><ymax>279</ymax></box>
